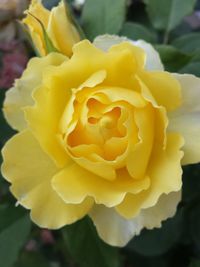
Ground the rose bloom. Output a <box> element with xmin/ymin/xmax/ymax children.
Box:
<box><xmin>2</xmin><ymin>35</ymin><xmax>200</xmax><ymax>246</ymax></box>
<box><xmin>23</xmin><ymin>0</ymin><xmax>80</xmax><ymax>57</ymax></box>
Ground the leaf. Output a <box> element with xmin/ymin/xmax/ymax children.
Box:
<box><xmin>189</xmin><ymin>259</ymin><xmax>200</xmax><ymax>267</ymax></box>
<box><xmin>120</xmin><ymin>22</ymin><xmax>157</xmax><ymax>43</ymax></box>
<box><xmin>127</xmin><ymin>208</ymin><xmax>183</xmax><ymax>256</ymax></box>
<box><xmin>62</xmin><ymin>216</ymin><xmax>121</xmax><ymax>267</ymax></box>
<box><xmin>172</xmin><ymin>33</ymin><xmax>200</xmax><ymax>54</ymax></box>
<box><xmin>145</xmin><ymin>0</ymin><xmax>197</xmax><ymax>31</ymax></box>
<box><xmin>15</xmin><ymin>252</ymin><xmax>51</xmax><ymax>267</ymax></box>
<box><xmin>179</xmin><ymin>62</ymin><xmax>200</xmax><ymax>77</ymax></box>
<box><xmin>155</xmin><ymin>45</ymin><xmax>191</xmax><ymax>72</ymax></box>
<box><xmin>0</xmin><ymin>205</ymin><xmax>31</xmax><ymax>267</ymax></box>
<box><xmin>81</xmin><ymin>0</ymin><xmax>127</xmax><ymax>40</ymax></box>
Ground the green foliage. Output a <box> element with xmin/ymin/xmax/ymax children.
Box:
<box><xmin>81</xmin><ymin>0</ymin><xmax>127</xmax><ymax>40</ymax></box>
<box><xmin>120</xmin><ymin>22</ymin><xmax>157</xmax><ymax>43</ymax></box>
<box><xmin>155</xmin><ymin>45</ymin><xmax>191</xmax><ymax>72</ymax></box>
<box><xmin>172</xmin><ymin>33</ymin><xmax>200</xmax><ymax>54</ymax></box>
<box><xmin>0</xmin><ymin>206</ymin><xmax>31</xmax><ymax>267</ymax></box>
<box><xmin>190</xmin><ymin>259</ymin><xmax>200</xmax><ymax>267</ymax></box>
<box><xmin>62</xmin><ymin>216</ymin><xmax>121</xmax><ymax>267</ymax></box>
<box><xmin>15</xmin><ymin>252</ymin><xmax>51</xmax><ymax>267</ymax></box>
<box><xmin>146</xmin><ymin>0</ymin><xmax>197</xmax><ymax>31</ymax></box>
<box><xmin>127</xmin><ymin>208</ymin><xmax>184</xmax><ymax>256</ymax></box>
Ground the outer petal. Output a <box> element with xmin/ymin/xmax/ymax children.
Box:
<box><xmin>169</xmin><ymin>74</ymin><xmax>200</xmax><ymax>165</ymax></box>
<box><xmin>89</xmin><ymin>191</ymin><xmax>181</xmax><ymax>247</ymax></box>
<box><xmin>116</xmin><ymin>133</ymin><xmax>184</xmax><ymax>218</ymax></box>
<box><xmin>3</xmin><ymin>53</ymin><xmax>67</xmax><ymax>131</ymax></box>
<box><xmin>93</xmin><ymin>34</ymin><xmax>164</xmax><ymax>71</ymax></box>
<box><xmin>1</xmin><ymin>130</ymin><xmax>93</xmax><ymax>228</ymax></box>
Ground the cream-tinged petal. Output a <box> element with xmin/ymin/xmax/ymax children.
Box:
<box><xmin>133</xmin><ymin>40</ymin><xmax>164</xmax><ymax>71</ymax></box>
<box><xmin>1</xmin><ymin>130</ymin><xmax>93</xmax><ymax>228</ymax></box>
<box><xmin>3</xmin><ymin>53</ymin><xmax>67</xmax><ymax>131</ymax></box>
<box><xmin>169</xmin><ymin>74</ymin><xmax>200</xmax><ymax>165</ymax></box>
<box><xmin>93</xmin><ymin>34</ymin><xmax>164</xmax><ymax>71</ymax></box>
<box><xmin>90</xmin><ymin>191</ymin><xmax>181</xmax><ymax>247</ymax></box>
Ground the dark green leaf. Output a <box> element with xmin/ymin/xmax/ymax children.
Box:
<box><xmin>120</xmin><ymin>22</ymin><xmax>157</xmax><ymax>43</ymax></box>
<box><xmin>82</xmin><ymin>0</ymin><xmax>127</xmax><ymax>40</ymax></box>
<box><xmin>172</xmin><ymin>33</ymin><xmax>200</xmax><ymax>54</ymax></box>
<box><xmin>62</xmin><ymin>216</ymin><xmax>121</xmax><ymax>267</ymax></box>
<box><xmin>15</xmin><ymin>251</ymin><xmax>51</xmax><ymax>267</ymax></box>
<box><xmin>0</xmin><ymin>205</ymin><xmax>31</xmax><ymax>267</ymax></box>
<box><xmin>127</xmin><ymin>208</ymin><xmax>183</xmax><ymax>256</ymax></box>
<box><xmin>146</xmin><ymin>0</ymin><xmax>197</xmax><ymax>31</ymax></box>
<box><xmin>155</xmin><ymin>44</ymin><xmax>191</xmax><ymax>72</ymax></box>
<box><xmin>179</xmin><ymin>62</ymin><xmax>200</xmax><ymax>77</ymax></box>
<box><xmin>189</xmin><ymin>259</ymin><xmax>200</xmax><ymax>267</ymax></box>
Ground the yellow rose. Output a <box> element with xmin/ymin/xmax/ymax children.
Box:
<box><xmin>2</xmin><ymin>35</ymin><xmax>200</xmax><ymax>246</ymax></box>
<box><xmin>23</xmin><ymin>0</ymin><xmax>81</xmax><ymax>57</ymax></box>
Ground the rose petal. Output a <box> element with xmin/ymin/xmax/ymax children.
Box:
<box><xmin>169</xmin><ymin>73</ymin><xmax>200</xmax><ymax>164</ymax></box>
<box><xmin>1</xmin><ymin>130</ymin><xmax>93</xmax><ymax>228</ymax></box>
<box><xmin>89</xmin><ymin>191</ymin><xmax>181</xmax><ymax>247</ymax></box>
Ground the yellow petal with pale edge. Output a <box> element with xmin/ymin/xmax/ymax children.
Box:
<box><xmin>3</xmin><ymin>53</ymin><xmax>67</xmax><ymax>131</ymax></box>
<box><xmin>1</xmin><ymin>130</ymin><xmax>93</xmax><ymax>228</ymax></box>
<box><xmin>169</xmin><ymin>74</ymin><xmax>200</xmax><ymax>165</ymax></box>
<box><xmin>89</xmin><ymin>191</ymin><xmax>181</xmax><ymax>247</ymax></box>
<box><xmin>116</xmin><ymin>133</ymin><xmax>184</xmax><ymax>218</ymax></box>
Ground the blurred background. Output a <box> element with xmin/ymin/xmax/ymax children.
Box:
<box><xmin>0</xmin><ymin>1</ymin><xmax>200</xmax><ymax>267</ymax></box>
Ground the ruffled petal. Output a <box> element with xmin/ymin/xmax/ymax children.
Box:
<box><xmin>116</xmin><ymin>133</ymin><xmax>184</xmax><ymax>218</ymax></box>
<box><xmin>169</xmin><ymin>74</ymin><xmax>200</xmax><ymax>165</ymax></box>
<box><xmin>1</xmin><ymin>130</ymin><xmax>93</xmax><ymax>228</ymax></box>
<box><xmin>52</xmin><ymin>164</ymin><xmax>150</xmax><ymax>207</ymax></box>
<box><xmin>139</xmin><ymin>71</ymin><xmax>182</xmax><ymax>111</ymax></box>
<box><xmin>93</xmin><ymin>34</ymin><xmax>164</xmax><ymax>71</ymax></box>
<box><xmin>3</xmin><ymin>53</ymin><xmax>67</xmax><ymax>131</ymax></box>
<box><xmin>89</xmin><ymin>191</ymin><xmax>181</xmax><ymax>247</ymax></box>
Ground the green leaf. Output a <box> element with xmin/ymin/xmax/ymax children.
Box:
<box><xmin>172</xmin><ymin>33</ymin><xmax>200</xmax><ymax>54</ymax></box>
<box><xmin>81</xmin><ymin>0</ymin><xmax>127</xmax><ymax>40</ymax></box>
<box><xmin>155</xmin><ymin>44</ymin><xmax>191</xmax><ymax>72</ymax></box>
<box><xmin>146</xmin><ymin>0</ymin><xmax>197</xmax><ymax>31</ymax></box>
<box><xmin>189</xmin><ymin>259</ymin><xmax>200</xmax><ymax>267</ymax></box>
<box><xmin>179</xmin><ymin>62</ymin><xmax>200</xmax><ymax>77</ymax></box>
<box><xmin>62</xmin><ymin>217</ymin><xmax>121</xmax><ymax>267</ymax></box>
<box><xmin>120</xmin><ymin>22</ymin><xmax>157</xmax><ymax>43</ymax></box>
<box><xmin>127</xmin><ymin>208</ymin><xmax>183</xmax><ymax>256</ymax></box>
<box><xmin>15</xmin><ymin>252</ymin><xmax>51</xmax><ymax>267</ymax></box>
<box><xmin>0</xmin><ymin>205</ymin><xmax>31</xmax><ymax>267</ymax></box>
